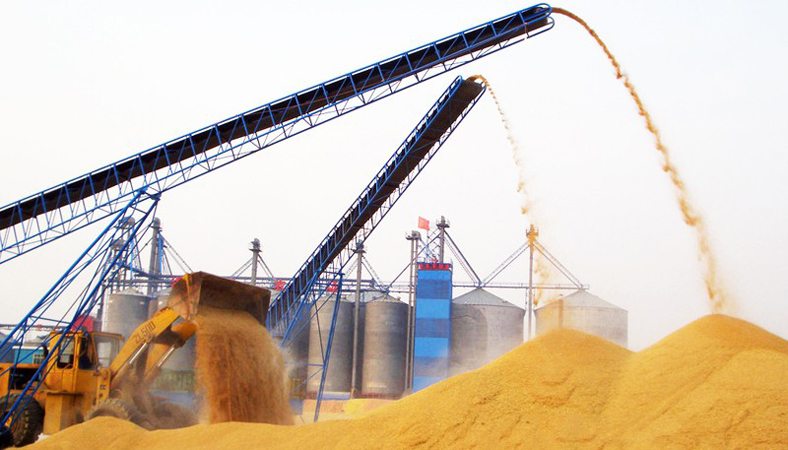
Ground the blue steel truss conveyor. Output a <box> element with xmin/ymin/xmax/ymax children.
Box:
<box><xmin>0</xmin><ymin>4</ymin><xmax>553</xmax><ymax>263</ymax></box>
<box><xmin>271</xmin><ymin>76</ymin><xmax>485</xmax><ymax>339</ymax></box>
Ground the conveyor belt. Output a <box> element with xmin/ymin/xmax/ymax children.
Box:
<box><xmin>270</xmin><ymin>78</ymin><xmax>484</xmax><ymax>329</ymax></box>
<box><xmin>0</xmin><ymin>4</ymin><xmax>551</xmax><ymax>231</ymax></box>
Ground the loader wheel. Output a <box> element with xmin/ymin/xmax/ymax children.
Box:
<box><xmin>85</xmin><ymin>398</ymin><xmax>153</xmax><ymax>430</ymax></box>
<box><xmin>1</xmin><ymin>394</ymin><xmax>44</xmax><ymax>447</ymax></box>
<box><xmin>152</xmin><ymin>401</ymin><xmax>197</xmax><ymax>429</ymax></box>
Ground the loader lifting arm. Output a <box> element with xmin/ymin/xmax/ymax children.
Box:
<box><xmin>1</xmin><ymin>2</ymin><xmax>554</xmax><ymax>442</ymax></box>
<box><xmin>107</xmin><ymin>308</ymin><xmax>196</xmax><ymax>391</ymax></box>
<box><xmin>109</xmin><ymin>272</ymin><xmax>269</xmax><ymax>391</ymax></box>
<box><xmin>0</xmin><ymin>273</ymin><xmax>270</xmax><ymax>448</ymax></box>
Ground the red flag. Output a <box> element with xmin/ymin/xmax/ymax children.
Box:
<box><xmin>418</xmin><ymin>216</ymin><xmax>430</xmax><ymax>230</ymax></box>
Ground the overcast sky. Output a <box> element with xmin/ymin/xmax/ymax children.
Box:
<box><xmin>1</xmin><ymin>0</ymin><xmax>786</xmax><ymax>350</ymax></box>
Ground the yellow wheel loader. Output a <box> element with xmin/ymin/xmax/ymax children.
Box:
<box><xmin>0</xmin><ymin>272</ymin><xmax>269</xmax><ymax>446</ymax></box>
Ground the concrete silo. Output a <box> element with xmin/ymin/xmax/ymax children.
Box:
<box><xmin>450</xmin><ymin>288</ymin><xmax>524</xmax><ymax>376</ymax></box>
<box><xmin>361</xmin><ymin>293</ymin><xmax>408</xmax><ymax>398</ymax></box>
<box><xmin>534</xmin><ymin>290</ymin><xmax>628</xmax><ymax>348</ymax></box>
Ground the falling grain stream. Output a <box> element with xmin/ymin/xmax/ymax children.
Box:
<box><xmin>469</xmin><ymin>75</ymin><xmax>553</xmax><ymax>306</ymax></box>
<box><xmin>195</xmin><ymin>306</ymin><xmax>293</xmax><ymax>425</ymax></box>
<box><xmin>550</xmin><ymin>8</ymin><xmax>731</xmax><ymax>313</ymax></box>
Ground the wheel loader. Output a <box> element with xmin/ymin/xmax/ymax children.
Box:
<box><xmin>0</xmin><ymin>272</ymin><xmax>269</xmax><ymax>447</ymax></box>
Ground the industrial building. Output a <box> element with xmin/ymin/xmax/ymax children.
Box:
<box><xmin>91</xmin><ymin>217</ymin><xmax>619</xmax><ymax>405</ymax></box>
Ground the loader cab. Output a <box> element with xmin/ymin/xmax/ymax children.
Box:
<box><xmin>45</xmin><ymin>331</ymin><xmax>122</xmax><ymax>371</ymax></box>
<box><xmin>91</xmin><ymin>333</ymin><xmax>122</xmax><ymax>368</ymax></box>
<box><xmin>48</xmin><ymin>331</ymin><xmax>96</xmax><ymax>370</ymax></box>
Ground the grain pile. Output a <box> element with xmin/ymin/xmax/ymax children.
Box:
<box><xmin>194</xmin><ymin>306</ymin><xmax>293</xmax><ymax>425</ymax></box>
<box><xmin>27</xmin><ymin>315</ymin><xmax>788</xmax><ymax>449</ymax></box>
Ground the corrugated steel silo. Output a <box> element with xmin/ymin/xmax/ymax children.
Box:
<box><xmin>534</xmin><ymin>290</ymin><xmax>628</xmax><ymax>347</ymax></box>
<box><xmin>103</xmin><ymin>289</ymin><xmax>150</xmax><ymax>341</ymax></box>
<box><xmin>281</xmin><ymin>296</ymin><xmax>311</xmax><ymax>381</ymax></box>
<box><xmin>151</xmin><ymin>288</ymin><xmax>171</xmax><ymax>316</ymax></box>
<box><xmin>361</xmin><ymin>294</ymin><xmax>408</xmax><ymax>398</ymax></box>
<box><xmin>450</xmin><ymin>288</ymin><xmax>524</xmax><ymax>376</ymax></box>
<box><xmin>306</xmin><ymin>295</ymin><xmax>360</xmax><ymax>395</ymax></box>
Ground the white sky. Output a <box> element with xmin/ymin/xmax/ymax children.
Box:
<box><xmin>1</xmin><ymin>1</ymin><xmax>786</xmax><ymax>350</ymax></box>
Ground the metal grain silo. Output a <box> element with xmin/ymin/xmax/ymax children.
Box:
<box><xmin>534</xmin><ymin>290</ymin><xmax>628</xmax><ymax>348</ymax></box>
<box><xmin>306</xmin><ymin>295</ymin><xmax>360</xmax><ymax>395</ymax></box>
<box><xmin>450</xmin><ymin>288</ymin><xmax>524</xmax><ymax>376</ymax></box>
<box><xmin>150</xmin><ymin>288</ymin><xmax>171</xmax><ymax>317</ymax></box>
<box><xmin>281</xmin><ymin>297</ymin><xmax>311</xmax><ymax>380</ymax></box>
<box><xmin>361</xmin><ymin>294</ymin><xmax>408</xmax><ymax>398</ymax></box>
<box><xmin>103</xmin><ymin>289</ymin><xmax>150</xmax><ymax>341</ymax></box>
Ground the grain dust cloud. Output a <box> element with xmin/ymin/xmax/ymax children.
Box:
<box><xmin>552</xmin><ymin>8</ymin><xmax>732</xmax><ymax>314</ymax></box>
<box><xmin>469</xmin><ymin>74</ymin><xmax>554</xmax><ymax>304</ymax></box>
<box><xmin>195</xmin><ymin>306</ymin><xmax>293</xmax><ymax>425</ymax></box>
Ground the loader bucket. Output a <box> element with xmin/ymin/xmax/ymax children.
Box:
<box><xmin>167</xmin><ymin>272</ymin><xmax>269</xmax><ymax>325</ymax></box>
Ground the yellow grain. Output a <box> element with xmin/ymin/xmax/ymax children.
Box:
<box><xmin>28</xmin><ymin>315</ymin><xmax>788</xmax><ymax>449</ymax></box>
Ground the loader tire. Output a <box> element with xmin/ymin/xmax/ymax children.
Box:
<box><xmin>152</xmin><ymin>401</ymin><xmax>197</xmax><ymax>429</ymax></box>
<box><xmin>1</xmin><ymin>394</ymin><xmax>43</xmax><ymax>447</ymax></box>
<box><xmin>86</xmin><ymin>398</ymin><xmax>153</xmax><ymax>430</ymax></box>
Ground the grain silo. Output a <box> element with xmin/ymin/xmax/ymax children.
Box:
<box><xmin>361</xmin><ymin>293</ymin><xmax>408</xmax><ymax>398</ymax></box>
<box><xmin>280</xmin><ymin>297</ymin><xmax>311</xmax><ymax>386</ymax></box>
<box><xmin>450</xmin><ymin>288</ymin><xmax>524</xmax><ymax>376</ymax></box>
<box><xmin>534</xmin><ymin>290</ymin><xmax>628</xmax><ymax>348</ymax></box>
<box><xmin>150</xmin><ymin>288</ymin><xmax>170</xmax><ymax>317</ymax></box>
<box><xmin>103</xmin><ymin>289</ymin><xmax>150</xmax><ymax>341</ymax></box>
<box><xmin>306</xmin><ymin>294</ymin><xmax>365</xmax><ymax>396</ymax></box>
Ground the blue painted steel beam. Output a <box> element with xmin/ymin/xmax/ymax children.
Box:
<box><xmin>0</xmin><ymin>195</ymin><xmax>158</xmax><ymax>439</ymax></box>
<box><xmin>273</xmin><ymin>76</ymin><xmax>486</xmax><ymax>339</ymax></box>
<box><xmin>0</xmin><ymin>4</ymin><xmax>552</xmax><ymax>263</ymax></box>
<box><xmin>313</xmin><ymin>275</ymin><xmax>344</xmax><ymax>422</ymax></box>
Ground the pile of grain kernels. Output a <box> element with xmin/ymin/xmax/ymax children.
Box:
<box><xmin>28</xmin><ymin>315</ymin><xmax>788</xmax><ymax>449</ymax></box>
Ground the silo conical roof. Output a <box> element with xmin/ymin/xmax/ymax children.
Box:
<box><xmin>368</xmin><ymin>293</ymin><xmax>404</xmax><ymax>303</ymax></box>
<box><xmin>536</xmin><ymin>290</ymin><xmax>626</xmax><ymax>311</ymax></box>
<box><xmin>116</xmin><ymin>288</ymin><xmax>145</xmax><ymax>296</ymax></box>
<box><xmin>452</xmin><ymin>288</ymin><xmax>521</xmax><ymax>309</ymax></box>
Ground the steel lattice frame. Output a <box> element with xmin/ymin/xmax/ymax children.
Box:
<box><xmin>0</xmin><ymin>192</ymin><xmax>159</xmax><ymax>434</ymax></box>
<box><xmin>0</xmin><ymin>3</ymin><xmax>556</xmax><ymax>432</ymax></box>
<box><xmin>273</xmin><ymin>77</ymin><xmax>486</xmax><ymax>417</ymax></box>
<box><xmin>0</xmin><ymin>4</ymin><xmax>552</xmax><ymax>264</ymax></box>
<box><xmin>272</xmin><ymin>76</ymin><xmax>486</xmax><ymax>341</ymax></box>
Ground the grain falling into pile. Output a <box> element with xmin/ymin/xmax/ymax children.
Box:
<box><xmin>195</xmin><ymin>306</ymin><xmax>293</xmax><ymax>425</ymax></box>
<box><xmin>469</xmin><ymin>74</ymin><xmax>553</xmax><ymax>302</ymax></box>
<box><xmin>30</xmin><ymin>315</ymin><xmax>788</xmax><ymax>449</ymax></box>
<box><xmin>552</xmin><ymin>7</ymin><xmax>731</xmax><ymax>314</ymax></box>
<box><xmin>468</xmin><ymin>75</ymin><xmax>536</xmax><ymax>220</ymax></box>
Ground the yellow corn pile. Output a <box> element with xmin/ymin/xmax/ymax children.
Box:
<box><xmin>28</xmin><ymin>314</ymin><xmax>788</xmax><ymax>449</ymax></box>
